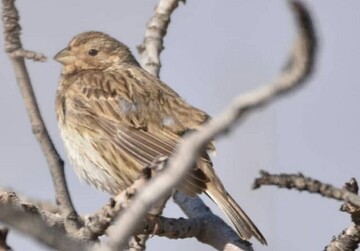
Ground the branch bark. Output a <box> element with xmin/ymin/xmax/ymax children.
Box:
<box><xmin>103</xmin><ymin>1</ymin><xmax>317</xmax><ymax>250</ymax></box>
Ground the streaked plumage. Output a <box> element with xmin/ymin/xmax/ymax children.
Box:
<box><xmin>54</xmin><ymin>31</ymin><xmax>266</xmax><ymax>244</ymax></box>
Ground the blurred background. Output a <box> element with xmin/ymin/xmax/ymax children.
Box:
<box><xmin>1</xmin><ymin>1</ymin><xmax>360</xmax><ymax>250</ymax></box>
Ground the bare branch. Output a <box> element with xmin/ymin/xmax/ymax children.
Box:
<box><xmin>253</xmin><ymin>171</ymin><xmax>360</xmax><ymax>207</ymax></box>
<box><xmin>173</xmin><ymin>192</ymin><xmax>253</xmax><ymax>251</ymax></box>
<box><xmin>103</xmin><ymin>1</ymin><xmax>317</xmax><ymax>250</ymax></box>
<box><xmin>1</xmin><ymin>0</ymin><xmax>79</xmax><ymax>229</ymax></box>
<box><xmin>138</xmin><ymin>0</ymin><xmax>183</xmax><ymax>77</ymax></box>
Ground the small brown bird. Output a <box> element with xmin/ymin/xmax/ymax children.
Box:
<box><xmin>54</xmin><ymin>31</ymin><xmax>266</xmax><ymax>245</ymax></box>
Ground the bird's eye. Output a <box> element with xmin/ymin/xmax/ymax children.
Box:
<box><xmin>88</xmin><ymin>49</ymin><xmax>99</xmax><ymax>56</ymax></box>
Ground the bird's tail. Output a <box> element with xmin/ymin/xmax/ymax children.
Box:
<box><xmin>206</xmin><ymin>183</ymin><xmax>267</xmax><ymax>245</ymax></box>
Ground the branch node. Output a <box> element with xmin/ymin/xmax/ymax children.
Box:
<box><xmin>9</xmin><ymin>49</ymin><xmax>47</xmax><ymax>62</ymax></box>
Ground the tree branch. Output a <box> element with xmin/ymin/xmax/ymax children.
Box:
<box><xmin>1</xmin><ymin>0</ymin><xmax>80</xmax><ymax>230</ymax></box>
<box><xmin>8</xmin><ymin>48</ymin><xmax>46</xmax><ymax>62</ymax></box>
<box><xmin>253</xmin><ymin>171</ymin><xmax>360</xmax><ymax>207</ymax></box>
<box><xmin>103</xmin><ymin>1</ymin><xmax>317</xmax><ymax>250</ymax></box>
<box><xmin>138</xmin><ymin>0</ymin><xmax>183</xmax><ymax>77</ymax></box>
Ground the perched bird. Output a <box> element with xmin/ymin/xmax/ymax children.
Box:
<box><xmin>54</xmin><ymin>31</ymin><xmax>266</xmax><ymax>245</ymax></box>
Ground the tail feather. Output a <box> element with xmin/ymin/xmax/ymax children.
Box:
<box><xmin>206</xmin><ymin>185</ymin><xmax>267</xmax><ymax>245</ymax></box>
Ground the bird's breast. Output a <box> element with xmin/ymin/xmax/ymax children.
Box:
<box><xmin>58</xmin><ymin>122</ymin><xmax>124</xmax><ymax>194</ymax></box>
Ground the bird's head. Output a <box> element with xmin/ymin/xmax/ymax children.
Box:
<box><xmin>54</xmin><ymin>31</ymin><xmax>138</xmax><ymax>74</ymax></box>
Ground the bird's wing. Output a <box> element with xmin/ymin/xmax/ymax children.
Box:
<box><xmin>63</xmin><ymin>69</ymin><xmax>211</xmax><ymax>195</ymax></box>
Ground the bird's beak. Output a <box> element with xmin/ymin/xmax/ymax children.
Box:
<box><xmin>53</xmin><ymin>47</ymin><xmax>76</xmax><ymax>65</ymax></box>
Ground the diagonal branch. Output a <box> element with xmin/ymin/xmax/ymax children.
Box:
<box><xmin>103</xmin><ymin>1</ymin><xmax>317</xmax><ymax>250</ymax></box>
<box><xmin>1</xmin><ymin>0</ymin><xmax>80</xmax><ymax>229</ymax></box>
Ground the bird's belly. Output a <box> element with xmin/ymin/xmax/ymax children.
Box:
<box><xmin>59</xmin><ymin>124</ymin><xmax>128</xmax><ymax>194</ymax></box>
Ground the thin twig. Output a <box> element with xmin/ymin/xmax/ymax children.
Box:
<box><xmin>9</xmin><ymin>48</ymin><xmax>46</xmax><ymax>62</ymax></box>
<box><xmin>137</xmin><ymin>0</ymin><xmax>183</xmax><ymax>77</ymax></box>
<box><xmin>253</xmin><ymin>171</ymin><xmax>360</xmax><ymax>207</ymax></box>
<box><xmin>103</xmin><ymin>1</ymin><xmax>317</xmax><ymax>250</ymax></box>
<box><xmin>1</xmin><ymin>0</ymin><xmax>79</xmax><ymax>230</ymax></box>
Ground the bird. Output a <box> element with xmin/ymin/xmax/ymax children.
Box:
<box><xmin>54</xmin><ymin>31</ymin><xmax>266</xmax><ymax>245</ymax></box>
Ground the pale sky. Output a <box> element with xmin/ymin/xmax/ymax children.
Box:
<box><xmin>1</xmin><ymin>1</ymin><xmax>360</xmax><ymax>250</ymax></box>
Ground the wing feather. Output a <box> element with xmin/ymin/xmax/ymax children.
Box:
<box><xmin>65</xmin><ymin>69</ymin><xmax>211</xmax><ymax>195</ymax></box>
